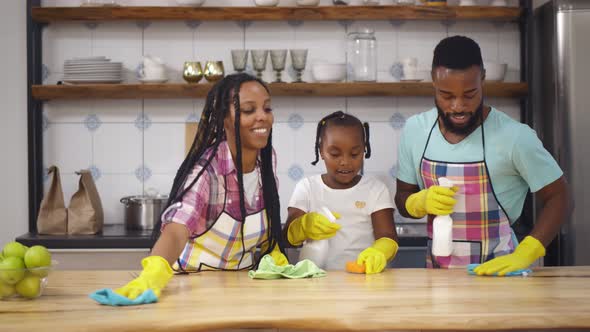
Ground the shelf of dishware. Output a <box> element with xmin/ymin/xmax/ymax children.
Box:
<box><xmin>31</xmin><ymin>82</ymin><xmax>528</xmax><ymax>100</ymax></box>
<box><xmin>31</xmin><ymin>5</ymin><xmax>522</xmax><ymax>23</ymax></box>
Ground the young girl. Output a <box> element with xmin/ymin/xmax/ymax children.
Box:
<box><xmin>116</xmin><ymin>73</ymin><xmax>287</xmax><ymax>300</ymax></box>
<box><xmin>286</xmin><ymin>111</ymin><xmax>399</xmax><ymax>274</ymax></box>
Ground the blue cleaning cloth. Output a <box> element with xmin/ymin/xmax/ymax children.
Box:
<box><xmin>467</xmin><ymin>263</ymin><xmax>532</xmax><ymax>277</ymax></box>
<box><xmin>89</xmin><ymin>288</ymin><xmax>158</xmax><ymax>306</ymax></box>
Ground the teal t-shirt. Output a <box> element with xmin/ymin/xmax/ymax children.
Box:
<box><xmin>396</xmin><ymin>107</ymin><xmax>563</xmax><ymax>223</ymax></box>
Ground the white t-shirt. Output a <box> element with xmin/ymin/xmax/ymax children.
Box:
<box><xmin>242</xmin><ymin>170</ymin><xmax>260</xmax><ymax>206</ymax></box>
<box><xmin>288</xmin><ymin>174</ymin><xmax>394</xmax><ymax>270</ymax></box>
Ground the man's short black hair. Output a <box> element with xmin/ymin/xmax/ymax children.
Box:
<box><xmin>432</xmin><ymin>35</ymin><xmax>483</xmax><ymax>71</ymax></box>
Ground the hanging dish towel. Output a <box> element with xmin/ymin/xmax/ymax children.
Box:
<box><xmin>467</xmin><ymin>263</ymin><xmax>532</xmax><ymax>277</ymax></box>
<box><xmin>89</xmin><ymin>288</ymin><xmax>158</xmax><ymax>306</ymax></box>
<box><xmin>248</xmin><ymin>255</ymin><xmax>327</xmax><ymax>280</ymax></box>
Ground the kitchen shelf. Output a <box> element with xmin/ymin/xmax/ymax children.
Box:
<box><xmin>31</xmin><ymin>82</ymin><xmax>528</xmax><ymax>100</ymax></box>
<box><xmin>31</xmin><ymin>5</ymin><xmax>523</xmax><ymax>23</ymax></box>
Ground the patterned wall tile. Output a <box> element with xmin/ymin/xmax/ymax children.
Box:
<box><xmin>93</xmin><ymin>123</ymin><xmax>142</xmax><ymax>173</ymax></box>
<box><xmin>43</xmin><ymin>123</ymin><xmax>92</xmax><ymax>174</ymax></box>
<box><xmin>135</xmin><ymin>165</ymin><xmax>153</xmax><ymax>183</ymax></box>
<box><xmin>287</xmin><ymin>164</ymin><xmax>304</xmax><ymax>182</ymax></box>
<box><xmin>144</xmin><ymin>123</ymin><xmax>186</xmax><ymax>174</ymax></box>
<box><xmin>144</xmin><ymin>99</ymin><xmax>194</xmax><ymax>123</ymax></box>
<box><xmin>363</xmin><ymin>122</ymin><xmax>397</xmax><ymax>173</ymax></box>
<box><xmin>83</xmin><ymin>114</ymin><xmax>102</xmax><ymax>132</ymax></box>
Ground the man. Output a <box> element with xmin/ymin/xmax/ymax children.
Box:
<box><xmin>394</xmin><ymin>36</ymin><xmax>571</xmax><ymax>275</ymax></box>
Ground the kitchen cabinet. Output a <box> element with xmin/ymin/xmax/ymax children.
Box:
<box><xmin>24</xmin><ymin>1</ymin><xmax>533</xmax><ymax>247</ymax></box>
<box><xmin>3</xmin><ymin>267</ymin><xmax>590</xmax><ymax>331</ymax></box>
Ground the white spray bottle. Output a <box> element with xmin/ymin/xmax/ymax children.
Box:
<box><xmin>431</xmin><ymin>177</ymin><xmax>454</xmax><ymax>257</ymax></box>
<box><xmin>298</xmin><ymin>206</ymin><xmax>337</xmax><ymax>268</ymax></box>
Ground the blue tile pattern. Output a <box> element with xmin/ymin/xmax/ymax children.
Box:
<box><xmin>135</xmin><ymin>113</ymin><xmax>152</xmax><ymax>131</ymax></box>
<box><xmin>389</xmin><ymin>20</ymin><xmax>405</xmax><ymax>28</ymax></box>
<box><xmin>88</xmin><ymin>165</ymin><xmax>102</xmax><ymax>181</ymax></box>
<box><xmin>389</xmin><ymin>165</ymin><xmax>398</xmax><ymax>179</ymax></box>
<box><xmin>288</xmin><ymin>164</ymin><xmax>304</xmax><ymax>182</ymax></box>
<box><xmin>236</xmin><ymin>20</ymin><xmax>252</xmax><ymax>29</ymax></box>
<box><xmin>84</xmin><ymin>22</ymin><xmax>98</xmax><ymax>30</ymax></box>
<box><xmin>42</xmin><ymin>113</ymin><xmax>49</xmax><ymax>132</ymax></box>
<box><xmin>42</xmin><ymin>64</ymin><xmax>49</xmax><ymax>83</ymax></box>
<box><xmin>390</xmin><ymin>62</ymin><xmax>403</xmax><ymax>80</ymax></box>
<box><xmin>185</xmin><ymin>20</ymin><xmax>201</xmax><ymax>29</ymax></box>
<box><xmin>84</xmin><ymin>114</ymin><xmax>102</xmax><ymax>132</ymax></box>
<box><xmin>186</xmin><ymin>113</ymin><xmax>200</xmax><ymax>123</ymax></box>
<box><xmin>136</xmin><ymin>21</ymin><xmax>151</xmax><ymax>30</ymax></box>
<box><xmin>135</xmin><ymin>165</ymin><xmax>152</xmax><ymax>183</ymax></box>
<box><xmin>389</xmin><ymin>112</ymin><xmax>406</xmax><ymax>130</ymax></box>
<box><xmin>287</xmin><ymin>113</ymin><xmax>304</xmax><ymax>130</ymax></box>
<box><xmin>287</xmin><ymin>20</ymin><xmax>303</xmax><ymax>28</ymax></box>
<box><xmin>43</xmin><ymin>166</ymin><xmax>50</xmax><ymax>183</ymax></box>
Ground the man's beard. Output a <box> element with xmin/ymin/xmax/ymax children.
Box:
<box><xmin>436</xmin><ymin>99</ymin><xmax>484</xmax><ymax>136</ymax></box>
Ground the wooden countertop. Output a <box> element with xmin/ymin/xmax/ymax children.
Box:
<box><xmin>2</xmin><ymin>267</ymin><xmax>590</xmax><ymax>331</ymax></box>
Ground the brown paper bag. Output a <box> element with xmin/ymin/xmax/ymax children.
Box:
<box><xmin>68</xmin><ymin>170</ymin><xmax>104</xmax><ymax>234</ymax></box>
<box><xmin>36</xmin><ymin>165</ymin><xmax>68</xmax><ymax>234</ymax></box>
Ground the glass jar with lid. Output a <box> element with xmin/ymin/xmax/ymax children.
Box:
<box><xmin>347</xmin><ymin>27</ymin><xmax>377</xmax><ymax>82</ymax></box>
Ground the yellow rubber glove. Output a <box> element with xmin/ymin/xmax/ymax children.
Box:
<box><xmin>287</xmin><ymin>212</ymin><xmax>341</xmax><ymax>246</ymax></box>
<box><xmin>260</xmin><ymin>242</ymin><xmax>289</xmax><ymax>266</ymax></box>
<box><xmin>356</xmin><ymin>237</ymin><xmax>399</xmax><ymax>274</ymax></box>
<box><xmin>405</xmin><ymin>186</ymin><xmax>458</xmax><ymax>218</ymax></box>
<box><xmin>115</xmin><ymin>256</ymin><xmax>173</xmax><ymax>300</ymax></box>
<box><xmin>474</xmin><ymin>236</ymin><xmax>546</xmax><ymax>276</ymax></box>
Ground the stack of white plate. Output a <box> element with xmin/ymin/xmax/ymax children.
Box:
<box><xmin>63</xmin><ymin>56</ymin><xmax>123</xmax><ymax>84</ymax></box>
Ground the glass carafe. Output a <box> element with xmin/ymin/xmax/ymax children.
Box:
<box><xmin>347</xmin><ymin>27</ymin><xmax>377</xmax><ymax>82</ymax></box>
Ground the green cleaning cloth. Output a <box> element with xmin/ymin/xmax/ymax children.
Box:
<box><xmin>248</xmin><ymin>254</ymin><xmax>327</xmax><ymax>279</ymax></box>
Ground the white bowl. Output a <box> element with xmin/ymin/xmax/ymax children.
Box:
<box><xmin>483</xmin><ymin>62</ymin><xmax>507</xmax><ymax>82</ymax></box>
<box><xmin>175</xmin><ymin>0</ymin><xmax>205</xmax><ymax>5</ymax></box>
<box><xmin>312</xmin><ymin>63</ymin><xmax>347</xmax><ymax>82</ymax></box>
<box><xmin>254</xmin><ymin>0</ymin><xmax>279</xmax><ymax>6</ymax></box>
<box><xmin>296</xmin><ymin>0</ymin><xmax>320</xmax><ymax>5</ymax></box>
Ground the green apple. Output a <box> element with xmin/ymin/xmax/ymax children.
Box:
<box><xmin>15</xmin><ymin>274</ymin><xmax>42</xmax><ymax>299</ymax></box>
<box><xmin>24</xmin><ymin>245</ymin><xmax>52</xmax><ymax>277</ymax></box>
<box><xmin>2</xmin><ymin>242</ymin><xmax>28</xmax><ymax>259</ymax></box>
<box><xmin>0</xmin><ymin>282</ymin><xmax>15</xmax><ymax>298</ymax></box>
<box><xmin>0</xmin><ymin>280</ymin><xmax>16</xmax><ymax>299</ymax></box>
<box><xmin>0</xmin><ymin>256</ymin><xmax>26</xmax><ymax>285</ymax></box>
<box><xmin>0</xmin><ymin>252</ymin><xmax>4</xmax><ymax>262</ymax></box>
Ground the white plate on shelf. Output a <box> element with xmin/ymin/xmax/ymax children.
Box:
<box><xmin>138</xmin><ymin>77</ymin><xmax>169</xmax><ymax>84</ymax></box>
<box><xmin>63</xmin><ymin>79</ymin><xmax>123</xmax><ymax>84</ymax></box>
<box><xmin>400</xmin><ymin>79</ymin><xmax>424</xmax><ymax>82</ymax></box>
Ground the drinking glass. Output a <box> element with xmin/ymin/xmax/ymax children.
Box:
<box><xmin>270</xmin><ymin>49</ymin><xmax>287</xmax><ymax>83</ymax></box>
<box><xmin>250</xmin><ymin>50</ymin><xmax>269</xmax><ymax>80</ymax></box>
<box><xmin>289</xmin><ymin>49</ymin><xmax>308</xmax><ymax>83</ymax></box>
<box><xmin>231</xmin><ymin>49</ymin><xmax>248</xmax><ymax>73</ymax></box>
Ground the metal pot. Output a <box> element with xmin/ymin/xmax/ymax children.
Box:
<box><xmin>120</xmin><ymin>195</ymin><xmax>169</xmax><ymax>230</ymax></box>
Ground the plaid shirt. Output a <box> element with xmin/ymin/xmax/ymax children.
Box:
<box><xmin>162</xmin><ymin>140</ymin><xmax>277</xmax><ymax>237</ymax></box>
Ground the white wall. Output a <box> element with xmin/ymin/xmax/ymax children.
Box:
<box><xmin>0</xmin><ymin>0</ymin><xmax>27</xmax><ymax>245</ymax></box>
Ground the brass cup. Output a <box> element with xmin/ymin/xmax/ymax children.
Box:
<box><xmin>204</xmin><ymin>61</ymin><xmax>225</xmax><ymax>82</ymax></box>
<box><xmin>183</xmin><ymin>61</ymin><xmax>203</xmax><ymax>83</ymax></box>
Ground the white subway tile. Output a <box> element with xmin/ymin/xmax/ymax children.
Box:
<box><xmin>44</xmin><ymin>123</ymin><xmax>93</xmax><ymax>174</ymax></box>
<box><xmin>144</xmin><ymin>123</ymin><xmax>186</xmax><ymax>174</ymax></box>
<box><xmin>93</xmin><ymin>123</ymin><xmax>142</xmax><ymax>173</ymax></box>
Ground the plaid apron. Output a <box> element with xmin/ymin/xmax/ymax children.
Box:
<box><xmin>172</xmin><ymin>208</ymin><xmax>269</xmax><ymax>272</ymax></box>
<box><xmin>421</xmin><ymin>119</ymin><xmax>517</xmax><ymax>268</ymax></box>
